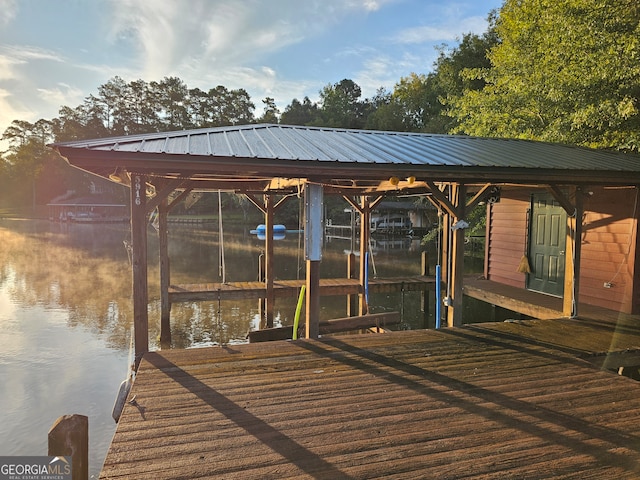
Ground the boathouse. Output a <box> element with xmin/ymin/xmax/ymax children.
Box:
<box><xmin>51</xmin><ymin>124</ymin><xmax>640</xmax><ymax>478</ymax></box>
<box><xmin>52</xmin><ymin>124</ymin><xmax>640</xmax><ymax>362</ymax></box>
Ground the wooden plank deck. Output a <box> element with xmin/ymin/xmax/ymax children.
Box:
<box><xmin>462</xmin><ymin>277</ymin><xmax>640</xmax><ymax>364</ymax></box>
<box><xmin>169</xmin><ymin>275</ymin><xmax>434</xmax><ymax>302</ymax></box>
<box><xmin>102</xmin><ymin>319</ymin><xmax>640</xmax><ymax>479</ymax></box>
<box><xmin>463</xmin><ymin>276</ymin><xmax>565</xmax><ymax>320</ymax></box>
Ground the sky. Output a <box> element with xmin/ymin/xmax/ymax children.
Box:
<box><xmin>0</xmin><ymin>0</ymin><xmax>503</xmax><ymax>141</ymax></box>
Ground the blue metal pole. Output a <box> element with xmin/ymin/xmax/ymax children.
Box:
<box><xmin>435</xmin><ymin>264</ymin><xmax>441</xmax><ymax>329</ymax></box>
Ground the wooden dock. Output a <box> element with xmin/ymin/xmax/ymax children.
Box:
<box><xmin>168</xmin><ymin>275</ymin><xmax>434</xmax><ymax>302</ymax></box>
<box><xmin>101</xmin><ymin>311</ymin><xmax>640</xmax><ymax>479</ymax></box>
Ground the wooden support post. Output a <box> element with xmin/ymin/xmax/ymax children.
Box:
<box><xmin>441</xmin><ymin>209</ymin><xmax>450</xmax><ymax>296</ymax></box>
<box><xmin>421</xmin><ymin>251</ymin><xmax>430</xmax><ymax>328</ymax></box>
<box><xmin>563</xmin><ymin>187</ymin><xmax>583</xmax><ymax>317</ymax></box>
<box><xmin>447</xmin><ymin>184</ymin><xmax>466</xmax><ymax>328</ymax></box>
<box><xmin>264</xmin><ymin>194</ymin><xmax>275</xmax><ymax>328</ymax></box>
<box><xmin>306</xmin><ymin>259</ymin><xmax>320</xmax><ymax>338</ymax></box>
<box><xmin>48</xmin><ymin>414</ymin><xmax>88</xmax><ymax>480</ymax></box>
<box><xmin>359</xmin><ymin>197</ymin><xmax>371</xmax><ymax>315</ymax></box>
<box><xmin>158</xmin><ymin>198</ymin><xmax>171</xmax><ymax>348</ymax></box>
<box><xmin>304</xmin><ymin>183</ymin><xmax>323</xmax><ymax>338</ymax></box>
<box><xmin>130</xmin><ymin>174</ymin><xmax>149</xmax><ymax>366</ymax></box>
<box><xmin>258</xmin><ymin>252</ymin><xmax>266</xmax><ymax>322</ymax></box>
<box><xmin>347</xmin><ymin>252</ymin><xmax>358</xmax><ymax>316</ymax></box>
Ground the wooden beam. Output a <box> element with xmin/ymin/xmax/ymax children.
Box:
<box><xmin>370</xmin><ymin>194</ymin><xmax>385</xmax><ymax>210</ymax></box>
<box><xmin>342</xmin><ymin>195</ymin><xmax>362</xmax><ymax>214</ymax></box>
<box><xmin>266</xmin><ymin>177</ymin><xmax>306</xmax><ymax>191</ymax></box>
<box><xmin>248</xmin><ymin>312</ymin><xmax>402</xmax><ymax>342</ymax></box>
<box><xmin>158</xmin><ymin>198</ymin><xmax>171</xmax><ymax>347</ymax></box>
<box><xmin>264</xmin><ymin>194</ymin><xmax>275</xmax><ymax>328</ymax></box>
<box><xmin>130</xmin><ymin>174</ymin><xmax>149</xmax><ymax>366</ymax></box>
<box><xmin>48</xmin><ymin>414</ymin><xmax>88</xmax><ymax>480</ymax></box>
<box><xmin>245</xmin><ymin>193</ymin><xmax>266</xmax><ymax>214</ymax></box>
<box><xmin>145</xmin><ymin>179</ymin><xmax>186</xmax><ymax>214</ymax></box>
<box><xmin>319</xmin><ymin>312</ymin><xmax>401</xmax><ymax>333</ymax></box>
<box><xmin>304</xmin><ymin>183</ymin><xmax>324</xmax><ymax>338</ymax></box>
<box><xmin>347</xmin><ymin>253</ymin><xmax>358</xmax><ymax>316</ymax></box>
<box><xmin>546</xmin><ymin>185</ymin><xmax>576</xmax><ymax>216</ymax></box>
<box><xmin>563</xmin><ymin>186</ymin><xmax>583</xmax><ymax>317</ymax></box>
<box><xmin>364</xmin><ymin>179</ymin><xmax>430</xmax><ymax>193</ymax></box>
<box><xmin>421</xmin><ymin>251</ymin><xmax>430</xmax><ymax>328</ymax></box>
<box><xmin>306</xmin><ymin>260</ymin><xmax>321</xmax><ymax>338</ymax></box>
<box><xmin>466</xmin><ymin>183</ymin><xmax>492</xmax><ymax>211</ymax></box>
<box><xmin>168</xmin><ymin>187</ymin><xmax>194</xmax><ymax>211</ymax></box>
<box><xmin>447</xmin><ymin>183</ymin><xmax>466</xmax><ymax>328</ymax></box>
<box><xmin>359</xmin><ymin>196</ymin><xmax>371</xmax><ymax>315</ymax></box>
<box><xmin>274</xmin><ymin>194</ymin><xmax>294</xmax><ymax>211</ymax></box>
<box><xmin>426</xmin><ymin>181</ymin><xmax>458</xmax><ymax>217</ymax></box>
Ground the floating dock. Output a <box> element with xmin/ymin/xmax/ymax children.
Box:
<box><xmin>101</xmin><ymin>303</ymin><xmax>640</xmax><ymax>479</ymax></box>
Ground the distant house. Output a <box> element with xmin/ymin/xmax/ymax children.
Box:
<box><xmin>48</xmin><ymin>193</ymin><xmax>128</xmax><ymax>222</ymax></box>
<box><xmin>371</xmin><ymin>201</ymin><xmax>435</xmax><ymax>235</ymax></box>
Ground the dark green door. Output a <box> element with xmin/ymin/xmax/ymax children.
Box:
<box><xmin>526</xmin><ymin>193</ymin><xmax>567</xmax><ymax>297</ymax></box>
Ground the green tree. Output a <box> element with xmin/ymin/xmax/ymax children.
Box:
<box><xmin>450</xmin><ymin>0</ymin><xmax>640</xmax><ymax>151</ymax></box>
<box><xmin>317</xmin><ymin>79</ymin><xmax>367</xmax><ymax>128</ymax></box>
<box><xmin>365</xmin><ymin>87</ymin><xmax>408</xmax><ymax>131</ymax></box>
<box><xmin>281</xmin><ymin>97</ymin><xmax>320</xmax><ymax>125</ymax></box>
<box><xmin>1</xmin><ymin>120</ymin><xmax>56</xmax><ymax>208</ymax></box>
<box><xmin>257</xmin><ymin>97</ymin><xmax>280</xmax><ymax>124</ymax></box>
<box><xmin>153</xmin><ymin>76</ymin><xmax>191</xmax><ymax>130</ymax></box>
<box><xmin>224</xmin><ymin>88</ymin><xmax>255</xmax><ymax>125</ymax></box>
<box><xmin>432</xmin><ymin>25</ymin><xmax>498</xmax><ymax>133</ymax></box>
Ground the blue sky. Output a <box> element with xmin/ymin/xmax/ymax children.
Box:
<box><xmin>0</xmin><ymin>0</ymin><xmax>502</xmax><ymax>139</ymax></box>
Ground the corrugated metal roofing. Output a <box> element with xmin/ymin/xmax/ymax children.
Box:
<box><xmin>53</xmin><ymin>123</ymin><xmax>640</xmax><ymax>171</ymax></box>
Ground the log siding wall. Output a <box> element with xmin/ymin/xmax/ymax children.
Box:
<box><xmin>487</xmin><ymin>187</ymin><xmax>639</xmax><ymax>314</ymax></box>
<box><xmin>580</xmin><ymin>186</ymin><xmax>638</xmax><ymax>314</ymax></box>
<box><xmin>486</xmin><ymin>191</ymin><xmax>530</xmax><ymax>288</ymax></box>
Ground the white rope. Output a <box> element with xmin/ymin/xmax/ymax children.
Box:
<box><xmin>218</xmin><ymin>189</ymin><xmax>226</xmax><ymax>283</ymax></box>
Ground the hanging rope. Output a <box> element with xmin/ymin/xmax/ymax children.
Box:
<box><xmin>218</xmin><ymin>189</ymin><xmax>226</xmax><ymax>284</ymax></box>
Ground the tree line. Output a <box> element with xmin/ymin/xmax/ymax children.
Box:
<box><xmin>1</xmin><ymin>0</ymin><xmax>639</xmax><ymax>210</ymax></box>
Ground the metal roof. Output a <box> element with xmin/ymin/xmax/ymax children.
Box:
<box><xmin>52</xmin><ymin>123</ymin><xmax>640</xmax><ymax>186</ymax></box>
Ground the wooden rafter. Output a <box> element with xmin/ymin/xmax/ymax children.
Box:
<box><xmin>426</xmin><ymin>181</ymin><xmax>459</xmax><ymax>218</ymax></box>
<box><xmin>466</xmin><ymin>184</ymin><xmax>493</xmax><ymax>211</ymax></box>
<box><xmin>546</xmin><ymin>185</ymin><xmax>576</xmax><ymax>216</ymax></box>
<box><xmin>145</xmin><ymin>179</ymin><xmax>187</xmax><ymax>214</ymax></box>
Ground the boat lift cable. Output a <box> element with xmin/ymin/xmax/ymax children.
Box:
<box><xmin>218</xmin><ymin>189</ymin><xmax>226</xmax><ymax>284</ymax></box>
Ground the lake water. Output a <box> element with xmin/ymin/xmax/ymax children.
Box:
<box><xmin>0</xmin><ymin>218</ymin><xmax>441</xmax><ymax>477</ymax></box>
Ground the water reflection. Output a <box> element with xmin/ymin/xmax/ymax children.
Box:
<box><xmin>0</xmin><ymin>218</ymin><xmax>477</xmax><ymax>476</ymax></box>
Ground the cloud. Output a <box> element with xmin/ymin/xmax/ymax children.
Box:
<box><xmin>0</xmin><ymin>0</ymin><xmax>17</xmax><ymax>26</ymax></box>
<box><xmin>101</xmin><ymin>0</ymin><xmax>402</xmax><ymax>112</ymax></box>
<box><xmin>37</xmin><ymin>83</ymin><xmax>85</xmax><ymax>108</ymax></box>
<box><xmin>391</xmin><ymin>15</ymin><xmax>489</xmax><ymax>44</ymax></box>
<box><xmin>0</xmin><ymin>88</ymin><xmax>32</xmax><ymax>143</ymax></box>
<box><xmin>106</xmin><ymin>0</ymin><xmax>396</xmax><ymax>80</ymax></box>
<box><xmin>0</xmin><ymin>45</ymin><xmax>94</xmax><ymax>139</ymax></box>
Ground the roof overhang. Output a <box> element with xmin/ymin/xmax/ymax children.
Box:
<box><xmin>52</xmin><ymin>124</ymin><xmax>640</xmax><ymax>195</ymax></box>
